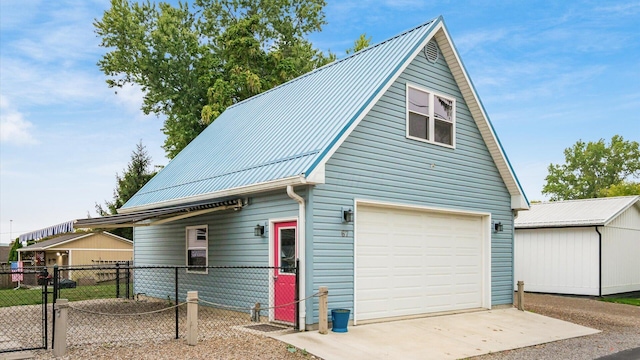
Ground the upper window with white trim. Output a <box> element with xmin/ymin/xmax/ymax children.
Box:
<box><xmin>186</xmin><ymin>225</ymin><xmax>208</xmax><ymax>273</ymax></box>
<box><xmin>406</xmin><ymin>84</ymin><xmax>455</xmax><ymax>147</ymax></box>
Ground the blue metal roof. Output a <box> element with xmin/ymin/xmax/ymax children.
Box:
<box><xmin>122</xmin><ymin>18</ymin><xmax>440</xmax><ymax>210</ymax></box>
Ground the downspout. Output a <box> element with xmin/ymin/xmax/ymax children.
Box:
<box><xmin>595</xmin><ymin>226</ymin><xmax>602</xmax><ymax>297</ymax></box>
<box><xmin>287</xmin><ymin>185</ymin><xmax>306</xmax><ymax>331</ymax></box>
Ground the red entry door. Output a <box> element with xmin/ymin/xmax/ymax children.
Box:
<box><xmin>274</xmin><ymin>221</ymin><xmax>297</xmax><ymax>323</ymax></box>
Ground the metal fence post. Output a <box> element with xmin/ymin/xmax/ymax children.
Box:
<box><xmin>186</xmin><ymin>291</ymin><xmax>198</xmax><ymax>346</ymax></box>
<box><xmin>52</xmin><ymin>264</ymin><xmax>59</xmax><ymax>349</ymax></box>
<box><xmin>115</xmin><ymin>262</ymin><xmax>120</xmax><ymax>298</ymax></box>
<box><xmin>175</xmin><ymin>267</ymin><xmax>179</xmax><ymax>339</ymax></box>
<box><xmin>295</xmin><ymin>260</ymin><xmax>300</xmax><ymax>331</ymax></box>
<box><xmin>125</xmin><ymin>261</ymin><xmax>130</xmax><ymax>299</ymax></box>
<box><xmin>42</xmin><ymin>270</ymin><xmax>48</xmax><ymax>349</ymax></box>
<box><xmin>52</xmin><ymin>299</ymin><xmax>68</xmax><ymax>357</ymax></box>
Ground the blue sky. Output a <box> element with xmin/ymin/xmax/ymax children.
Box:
<box><xmin>1</xmin><ymin>0</ymin><xmax>639</xmax><ymax>244</ymax></box>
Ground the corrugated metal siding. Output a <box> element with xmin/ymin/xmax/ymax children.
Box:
<box><xmin>133</xmin><ymin>190</ymin><xmax>301</xmax><ymax>303</ymax></box>
<box><xmin>514</xmin><ymin>228</ymin><xmax>599</xmax><ymax>296</ymax></box>
<box><xmin>307</xmin><ymin>46</ymin><xmax>513</xmax><ymax>323</ymax></box>
<box><xmin>123</xmin><ymin>19</ymin><xmax>438</xmax><ymax>209</ymax></box>
<box><xmin>601</xmin><ymin>204</ymin><xmax>640</xmax><ymax>295</ymax></box>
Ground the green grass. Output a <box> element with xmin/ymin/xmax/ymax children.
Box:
<box><xmin>601</xmin><ymin>297</ymin><xmax>640</xmax><ymax>306</ymax></box>
<box><xmin>0</xmin><ymin>284</ymin><xmax>131</xmax><ymax>308</ymax></box>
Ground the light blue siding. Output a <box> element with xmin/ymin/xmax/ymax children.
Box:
<box><xmin>308</xmin><ymin>43</ymin><xmax>513</xmax><ymax>323</ymax></box>
<box><xmin>133</xmin><ymin>190</ymin><xmax>301</xmax><ymax>306</ymax></box>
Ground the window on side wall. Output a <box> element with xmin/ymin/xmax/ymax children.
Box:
<box><xmin>186</xmin><ymin>225</ymin><xmax>208</xmax><ymax>273</ymax></box>
<box><xmin>406</xmin><ymin>84</ymin><xmax>455</xmax><ymax>147</ymax></box>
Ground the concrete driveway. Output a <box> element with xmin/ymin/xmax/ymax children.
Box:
<box><xmin>273</xmin><ymin>308</ymin><xmax>599</xmax><ymax>360</ymax></box>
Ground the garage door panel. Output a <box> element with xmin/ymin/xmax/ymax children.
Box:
<box><xmin>356</xmin><ymin>205</ymin><xmax>485</xmax><ymax>322</ymax></box>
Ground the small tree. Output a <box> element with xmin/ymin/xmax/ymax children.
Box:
<box><xmin>96</xmin><ymin>141</ymin><xmax>158</xmax><ymax>239</ymax></box>
<box><xmin>346</xmin><ymin>33</ymin><xmax>372</xmax><ymax>54</ymax></box>
<box><xmin>542</xmin><ymin>135</ymin><xmax>640</xmax><ymax>200</ymax></box>
<box><xmin>8</xmin><ymin>238</ymin><xmax>22</xmax><ymax>263</ymax></box>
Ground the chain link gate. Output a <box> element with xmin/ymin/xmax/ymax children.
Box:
<box><xmin>0</xmin><ymin>267</ymin><xmax>49</xmax><ymax>353</ymax></box>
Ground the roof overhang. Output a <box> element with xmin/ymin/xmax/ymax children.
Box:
<box><xmin>74</xmin><ymin>199</ymin><xmax>244</xmax><ymax>229</ymax></box>
<box><xmin>515</xmin><ymin>223</ymin><xmax>604</xmax><ymax>230</ymax></box>
<box><xmin>119</xmin><ymin>174</ymin><xmax>314</xmax><ymax>214</ymax></box>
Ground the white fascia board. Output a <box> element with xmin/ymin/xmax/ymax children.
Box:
<box><xmin>305</xmin><ymin>162</ymin><xmax>325</xmax><ymax>184</ymax></box>
<box><xmin>102</xmin><ymin>232</ymin><xmax>134</xmax><ymax>244</ymax></box>
<box><xmin>603</xmin><ymin>196</ymin><xmax>640</xmax><ymax>226</ymax></box>
<box><xmin>511</xmin><ymin>195</ymin><xmax>530</xmax><ymax>211</ymax></box>
<box><xmin>434</xmin><ymin>24</ymin><xmax>529</xmax><ymax>210</ymax></box>
<box><xmin>119</xmin><ymin>175</ymin><xmax>314</xmax><ymax>214</ymax></box>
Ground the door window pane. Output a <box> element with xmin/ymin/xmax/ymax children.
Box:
<box><xmin>280</xmin><ymin>228</ymin><xmax>296</xmax><ymax>274</ymax></box>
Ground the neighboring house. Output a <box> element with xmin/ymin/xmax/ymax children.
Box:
<box><xmin>75</xmin><ymin>16</ymin><xmax>528</xmax><ymax>329</ymax></box>
<box><xmin>0</xmin><ymin>244</ymin><xmax>9</xmax><ymax>266</ymax></box>
<box><xmin>17</xmin><ymin>231</ymin><xmax>133</xmax><ymax>282</ymax></box>
<box><xmin>514</xmin><ymin>196</ymin><xmax>640</xmax><ymax>296</ymax></box>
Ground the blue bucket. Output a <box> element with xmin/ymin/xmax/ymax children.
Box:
<box><xmin>331</xmin><ymin>309</ymin><xmax>350</xmax><ymax>333</ymax></box>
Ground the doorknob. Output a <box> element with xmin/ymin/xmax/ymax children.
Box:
<box><xmin>273</xmin><ymin>275</ymin><xmax>278</xmax><ymax>280</ymax></box>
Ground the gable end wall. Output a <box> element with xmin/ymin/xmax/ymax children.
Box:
<box><xmin>601</xmin><ymin>204</ymin><xmax>640</xmax><ymax>295</ymax></box>
<box><xmin>309</xmin><ymin>43</ymin><xmax>513</xmax><ymax>323</ymax></box>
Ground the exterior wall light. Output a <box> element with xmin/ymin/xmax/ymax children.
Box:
<box><xmin>342</xmin><ymin>207</ymin><xmax>354</xmax><ymax>223</ymax></box>
<box><xmin>493</xmin><ymin>221</ymin><xmax>504</xmax><ymax>233</ymax></box>
<box><xmin>254</xmin><ymin>222</ymin><xmax>268</xmax><ymax>237</ymax></box>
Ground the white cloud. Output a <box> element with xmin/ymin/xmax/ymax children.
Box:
<box><xmin>0</xmin><ymin>95</ymin><xmax>37</xmax><ymax>145</ymax></box>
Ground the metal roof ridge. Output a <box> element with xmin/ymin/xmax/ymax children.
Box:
<box><xmin>534</xmin><ymin>195</ymin><xmax>640</xmax><ymax>205</ymax></box>
<box><xmin>225</xmin><ymin>17</ymin><xmax>440</xmax><ymax>111</ymax></box>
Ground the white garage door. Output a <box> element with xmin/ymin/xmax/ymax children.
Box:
<box><xmin>355</xmin><ymin>204</ymin><xmax>486</xmax><ymax>322</ymax></box>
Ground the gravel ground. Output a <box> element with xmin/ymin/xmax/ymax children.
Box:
<box><xmin>25</xmin><ymin>293</ymin><xmax>640</xmax><ymax>359</ymax></box>
<box><xmin>471</xmin><ymin>293</ymin><xmax>640</xmax><ymax>360</ymax></box>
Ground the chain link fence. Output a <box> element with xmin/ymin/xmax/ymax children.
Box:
<box><xmin>50</xmin><ymin>264</ymin><xmax>298</xmax><ymax>347</ymax></box>
<box><xmin>0</xmin><ymin>268</ymin><xmax>50</xmax><ymax>353</ymax></box>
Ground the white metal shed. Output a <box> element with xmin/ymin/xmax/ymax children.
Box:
<box><xmin>514</xmin><ymin>196</ymin><xmax>640</xmax><ymax>296</ymax></box>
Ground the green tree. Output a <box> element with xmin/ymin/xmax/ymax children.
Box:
<box><xmin>96</xmin><ymin>141</ymin><xmax>158</xmax><ymax>239</ymax></box>
<box><xmin>345</xmin><ymin>33</ymin><xmax>371</xmax><ymax>54</ymax></box>
<box><xmin>542</xmin><ymin>135</ymin><xmax>640</xmax><ymax>200</ymax></box>
<box><xmin>598</xmin><ymin>181</ymin><xmax>640</xmax><ymax>197</ymax></box>
<box><xmin>95</xmin><ymin>0</ymin><xmax>336</xmax><ymax>159</ymax></box>
<box><xmin>8</xmin><ymin>238</ymin><xmax>21</xmax><ymax>263</ymax></box>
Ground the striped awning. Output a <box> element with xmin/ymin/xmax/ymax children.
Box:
<box><xmin>73</xmin><ymin>198</ymin><xmax>244</xmax><ymax>229</ymax></box>
<box><xmin>19</xmin><ymin>220</ymin><xmax>75</xmax><ymax>242</ymax></box>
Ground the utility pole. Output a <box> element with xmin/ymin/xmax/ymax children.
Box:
<box><xmin>9</xmin><ymin>219</ymin><xmax>13</xmax><ymax>243</ymax></box>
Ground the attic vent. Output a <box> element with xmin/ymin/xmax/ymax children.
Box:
<box><xmin>424</xmin><ymin>40</ymin><xmax>439</xmax><ymax>63</ymax></box>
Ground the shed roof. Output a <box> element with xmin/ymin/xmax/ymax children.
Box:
<box><xmin>515</xmin><ymin>196</ymin><xmax>640</xmax><ymax>228</ymax></box>
<box><xmin>121</xmin><ymin>16</ymin><xmax>528</xmax><ymax>213</ymax></box>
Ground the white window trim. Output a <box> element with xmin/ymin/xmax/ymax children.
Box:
<box><xmin>186</xmin><ymin>225</ymin><xmax>208</xmax><ymax>274</ymax></box>
<box><xmin>405</xmin><ymin>83</ymin><xmax>456</xmax><ymax>148</ymax></box>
